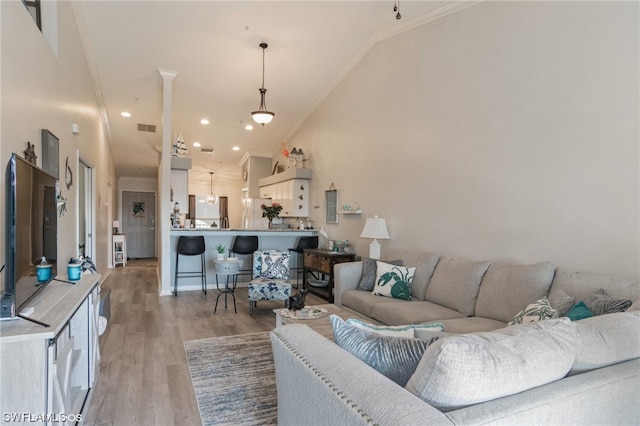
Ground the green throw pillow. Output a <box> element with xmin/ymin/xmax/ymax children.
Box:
<box><xmin>567</xmin><ymin>301</ymin><xmax>593</xmax><ymax>321</ymax></box>
<box><xmin>372</xmin><ymin>261</ymin><xmax>416</xmax><ymax>300</ymax></box>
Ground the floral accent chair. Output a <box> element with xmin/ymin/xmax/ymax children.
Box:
<box><xmin>248</xmin><ymin>250</ymin><xmax>292</xmax><ymax>314</ymax></box>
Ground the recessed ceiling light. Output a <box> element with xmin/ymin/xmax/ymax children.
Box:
<box><xmin>121</xmin><ymin>112</ymin><xmax>131</xmax><ymax>118</ymax></box>
<box><xmin>193</xmin><ymin>142</ymin><xmax>201</xmax><ymax>147</ymax></box>
<box><xmin>232</xmin><ymin>146</ymin><xmax>240</xmax><ymax>151</ymax></box>
<box><xmin>245</xmin><ymin>124</ymin><xmax>254</xmax><ymax>130</ymax></box>
<box><xmin>200</xmin><ymin>119</ymin><xmax>209</xmax><ymax>125</ymax></box>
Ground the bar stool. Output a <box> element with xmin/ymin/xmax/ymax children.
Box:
<box><xmin>229</xmin><ymin>235</ymin><xmax>259</xmax><ymax>282</ymax></box>
<box><xmin>174</xmin><ymin>236</ymin><xmax>206</xmax><ymax>296</ymax></box>
<box><xmin>289</xmin><ymin>236</ymin><xmax>318</xmax><ymax>287</ymax></box>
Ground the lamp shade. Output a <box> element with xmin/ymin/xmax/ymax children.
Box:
<box><xmin>112</xmin><ymin>220</ymin><xmax>120</xmax><ymax>229</ymax></box>
<box><xmin>360</xmin><ymin>216</ymin><xmax>390</xmax><ymax>240</ymax></box>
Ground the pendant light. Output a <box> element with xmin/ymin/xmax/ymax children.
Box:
<box><xmin>251</xmin><ymin>42</ymin><xmax>275</xmax><ymax>126</ymax></box>
<box><xmin>206</xmin><ymin>172</ymin><xmax>218</xmax><ymax>205</ymax></box>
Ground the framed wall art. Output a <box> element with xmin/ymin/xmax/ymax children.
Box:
<box><xmin>325</xmin><ymin>188</ymin><xmax>338</xmax><ymax>224</ymax></box>
<box><xmin>41</xmin><ymin>129</ymin><xmax>59</xmax><ymax>178</ymax></box>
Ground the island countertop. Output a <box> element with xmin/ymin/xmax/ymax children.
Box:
<box><xmin>169</xmin><ymin>229</ymin><xmax>317</xmax><ymax>294</ymax></box>
<box><xmin>171</xmin><ymin>228</ymin><xmax>316</xmax><ymax>234</ymax></box>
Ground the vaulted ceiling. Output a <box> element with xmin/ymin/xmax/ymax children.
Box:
<box><xmin>78</xmin><ymin>1</ymin><xmax>461</xmax><ymax>185</ymax></box>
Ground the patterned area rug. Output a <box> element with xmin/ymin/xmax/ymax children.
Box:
<box><xmin>184</xmin><ymin>332</ymin><xmax>277</xmax><ymax>425</ymax></box>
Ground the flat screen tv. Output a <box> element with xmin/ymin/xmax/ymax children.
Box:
<box><xmin>1</xmin><ymin>153</ymin><xmax>58</xmax><ymax>318</ymax></box>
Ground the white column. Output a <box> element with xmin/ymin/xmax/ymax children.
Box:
<box><xmin>158</xmin><ymin>69</ymin><xmax>177</xmax><ymax>295</ymax></box>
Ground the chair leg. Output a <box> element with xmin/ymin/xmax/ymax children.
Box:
<box><xmin>174</xmin><ymin>254</ymin><xmax>179</xmax><ymax>296</ymax></box>
<box><xmin>201</xmin><ymin>253</ymin><xmax>207</xmax><ymax>295</ymax></box>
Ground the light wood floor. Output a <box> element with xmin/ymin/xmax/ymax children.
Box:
<box><xmin>84</xmin><ymin>258</ymin><xmax>324</xmax><ymax>425</ymax></box>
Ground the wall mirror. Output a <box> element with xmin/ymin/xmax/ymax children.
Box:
<box><xmin>325</xmin><ymin>189</ymin><xmax>338</xmax><ymax>224</ymax></box>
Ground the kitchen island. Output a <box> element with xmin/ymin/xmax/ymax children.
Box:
<box><xmin>170</xmin><ymin>229</ymin><xmax>317</xmax><ymax>294</ymax></box>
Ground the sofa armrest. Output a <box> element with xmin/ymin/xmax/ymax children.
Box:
<box><xmin>333</xmin><ymin>261</ymin><xmax>363</xmax><ymax>307</ymax></box>
<box><xmin>270</xmin><ymin>324</ymin><xmax>453</xmax><ymax>426</ymax></box>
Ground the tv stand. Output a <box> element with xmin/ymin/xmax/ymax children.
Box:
<box><xmin>0</xmin><ymin>274</ymin><xmax>101</xmax><ymax>424</ymax></box>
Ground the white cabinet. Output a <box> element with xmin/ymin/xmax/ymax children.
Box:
<box><xmin>278</xmin><ymin>179</ymin><xmax>309</xmax><ymax>217</ymax></box>
<box><xmin>258</xmin><ymin>169</ymin><xmax>312</xmax><ymax>218</ymax></box>
<box><xmin>0</xmin><ymin>275</ymin><xmax>101</xmax><ymax>425</ymax></box>
<box><xmin>113</xmin><ymin>234</ymin><xmax>127</xmax><ymax>267</ymax></box>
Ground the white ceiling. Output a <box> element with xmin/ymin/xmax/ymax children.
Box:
<box><xmin>77</xmin><ymin>1</ymin><xmax>460</xmax><ymax>185</ymax></box>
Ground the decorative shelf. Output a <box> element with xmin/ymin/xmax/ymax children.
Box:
<box><xmin>337</xmin><ymin>210</ymin><xmax>362</xmax><ymax>215</ymax></box>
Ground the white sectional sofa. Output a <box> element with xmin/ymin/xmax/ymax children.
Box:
<box><xmin>270</xmin><ymin>249</ymin><xmax>640</xmax><ymax>425</ymax></box>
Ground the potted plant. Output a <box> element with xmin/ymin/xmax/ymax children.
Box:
<box><xmin>215</xmin><ymin>244</ymin><xmax>226</xmax><ymax>261</ymax></box>
<box><xmin>261</xmin><ymin>202</ymin><xmax>283</xmax><ymax>229</ymax></box>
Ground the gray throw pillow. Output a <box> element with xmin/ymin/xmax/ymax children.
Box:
<box><xmin>584</xmin><ymin>289</ymin><xmax>632</xmax><ymax>316</ymax></box>
<box><xmin>357</xmin><ymin>258</ymin><xmax>403</xmax><ymax>291</ymax></box>
<box><xmin>548</xmin><ymin>289</ymin><xmax>577</xmax><ymax>317</ymax></box>
<box><xmin>330</xmin><ymin>315</ymin><xmax>439</xmax><ymax>386</ymax></box>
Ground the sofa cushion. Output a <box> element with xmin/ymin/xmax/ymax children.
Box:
<box><xmin>390</xmin><ymin>250</ymin><xmax>440</xmax><ymax>300</ymax></box>
<box><xmin>567</xmin><ymin>301</ymin><xmax>593</xmax><ymax>321</ymax></box>
<box><xmin>475</xmin><ymin>261</ymin><xmax>555</xmax><ymax>323</ymax></box>
<box><xmin>425</xmin><ymin>257</ymin><xmax>491</xmax><ymax>316</ymax></box>
<box><xmin>330</xmin><ymin>315</ymin><xmax>440</xmax><ymax>387</ymax></box>
<box><xmin>372</xmin><ymin>262</ymin><xmax>416</xmax><ymax>300</ymax></box>
<box><xmin>439</xmin><ymin>317</ymin><xmax>507</xmax><ymax>334</ymax></box>
<box><xmin>508</xmin><ymin>297</ymin><xmax>558</xmax><ymax>326</ymax></box>
<box><xmin>371</xmin><ymin>300</ymin><xmax>465</xmax><ymax>326</ymax></box>
<box><xmin>570</xmin><ymin>311</ymin><xmax>640</xmax><ymax>375</ymax></box>
<box><xmin>357</xmin><ymin>257</ymin><xmax>403</xmax><ymax>291</ymax></box>
<box><xmin>341</xmin><ymin>290</ymin><xmax>408</xmax><ymax>318</ymax></box>
<box><xmin>548</xmin><ymin>268</ymin><xmax>640</xmax><ymax>303</ymax></box>
<box><xmin>345</xmin><ymin>318</ymin><xmax>444</xmax><ymax>337</ymax></box>
<box><xmin>405</xmin><ymin>318</ymin><xmax>576</xmax><ymax>412</ymax></box>
<box><xmin>584</xmin><ymin>289</ymin><xmax>632</xmax><ymax>316</ymax></box>
<box><xmin>548</xmin><ymin>288</ymin><xmax>576</xmax><ymax>317</ymax></box>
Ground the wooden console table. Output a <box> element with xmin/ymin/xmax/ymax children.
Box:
<box><xmin>303</xmin><ymin>249</ymin><xmax>355</xmax><ymax>303</ymax></box>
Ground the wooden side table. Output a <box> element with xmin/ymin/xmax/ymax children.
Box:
<box><xmin>303</xmin><ymin>249</ymin><xmax>355</xmax><ymax>303</ymax></box>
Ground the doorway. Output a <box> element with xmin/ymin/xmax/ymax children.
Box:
<box><xmin>122</xmin><ymin>191</ymin><xmax>156</xmax><ymax>259</ymax></box>
<box><xmin>78</xmin><ymin>159</ymin><xmax>94</xmax><ymax>259</ymax></box>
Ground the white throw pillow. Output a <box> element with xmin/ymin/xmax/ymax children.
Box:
<box><xmin>405</xmin><ymin>318</ymin><xmax>577</xmax><ymax>412</ymax></box>
<box><xmin>346</xmin><ymin>318</ymin><xmax>444</xmax><ymax>338</ymax></box>
<box><xmin>372</xmin><ymin>261</ymin><xmax>416</xmax><ymax>300</ymax></box>
<box><xmin>508</xmin><ymin>297</ymin><xmax>558</xmax><ymax>326</ymax></box>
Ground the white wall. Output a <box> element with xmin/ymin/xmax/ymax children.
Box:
<box><xmin>1</xmin><ymin>0</ymin><xmax>117</xmax><ymax>289</ymax></box>
<box><xmin>288</xmin><ymin>1</ymin><xmax>639</xmax><ymax>277</ymax></box>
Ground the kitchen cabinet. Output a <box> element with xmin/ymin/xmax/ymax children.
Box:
<box><xmin>259</xmin><ymin>168</ymin><xmax>312</xmax><ymax>218</ymax></box>
<box><xmin>260</xmin><ymin>180</ymin><xmax>308</xmax><ymax>217</ymax></box>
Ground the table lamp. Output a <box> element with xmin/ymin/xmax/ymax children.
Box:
<box><xmin>360</xmin><ymin>215</ymin><xmax>390</xmax><ymax>259</ymax></box>
<box><xmin>112</xmin><ymin>220</ymin><xmax>120</xmax><ymax>234</ymax></box>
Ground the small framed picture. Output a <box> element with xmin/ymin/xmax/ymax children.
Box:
<box><xmin>325</xmin><ymin>189</ymin><xmax>338</xmax><ymax>224</ymax></box>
